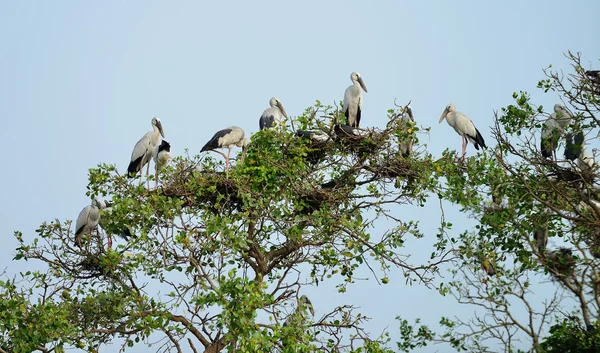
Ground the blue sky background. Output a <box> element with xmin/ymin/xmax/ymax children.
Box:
<box><xmin>1</xmin><ymin>1</ymin><xmax>599</xmax><ymax>351</ymax></box>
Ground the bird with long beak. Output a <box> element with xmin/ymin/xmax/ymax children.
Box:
<box><xmin>259</xmin><ymin>97</ymin><xmax>289</xmax><ymax>130</ymax></box>
<box><xmin>201</xmin><ymin>126</ymin><xmax>249</xmax><ymax>178</ymax></box>
<box><xmin>439</xmin><ymin>103</ymin><xmax>486</xmax><ymax>161</ymax></box>
<box><xmin>343</xmin><ymin>72</ymin><xmax>368</xmax><ymax>127</ymax></box>
<box><xmin>128</xmin><ymin>117</ymin><xmax>165</xmax><ymax>188</ymax></box>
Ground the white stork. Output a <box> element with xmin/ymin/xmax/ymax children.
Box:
<box><xmin>153</xmin><ymin>140</ymin><xmax>171</xmax><ymax>188</ymax></box>
<box><xmin>399</xmin><ymin>105</ymin><xmax>415</xmax><ymax>158</ymax></box>
<box><xmin>439</xmin><ymin>103</ymin><xmax>487</xmax><ymax>161</ymax></box>
<box><xmin>541</xmin><ymin>104</ymin><xmax>572</xmax><ymax>159</ymax></box>
<box><xmin>128</xmin><ymin>117</ymin><xmax>165</xmax><ymax>186</ymax></box>
<box><xmin>578</xmin><ymin>148</ymin><xmax>595</xmax><ymax>171</ymax></box>
<box><xmin>75</xmin><ymin>198</ymin><xmax>105</xmax><ymax>247</ymax></box>
<box><xmin>343</xmin><ymin>72</ymin><xmax>368</xmax><ymax>127</ymax></box>
<box><xmin>259</xmin><ymin>97</ymin><xmax>288</xmax><ymax>130</ymax></box>
<box><xmin>201</xmin><ymin>126</ymin><xmax>249</xmax><ymax>177</ymax></box>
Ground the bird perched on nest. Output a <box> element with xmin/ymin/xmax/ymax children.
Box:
<box><xmin>541</xmin><ymin>104</ymin><xmax>572</xmax><ymax>159</ymax></box>
<box><xmin>201</xmin><ymin>126</ymin><xmax>249</xmax><ymax>177</ymax></box>
<box><xmin>128</xmin><ymin>117</ymin><xmax>165</xmax><ymax>188</ymax></box>
<box><xmin>75</xmin><ymin>198</ymin><xmax>106</xmax><ymax>248</ymax></box>
<box><xmin>343</xmin><ymin>72</ymin><xmax>368</xmax><ymax>127</ymax></box>
<box><xmin>259</xmin><ymin>97</ymin><xmax>288</xmax><ymax>130</ymax></box>
<box><xmin>153</xmin><ymin>140</ymin><xmax>171</xmax><ymax>188</ymax></box>
<box><xmin>439</xmin><ymin>103</ymin><xmax>486</xmax><ymax>161</ymax></box>
<box><xmin>399</xmin><ymin>105</ymin><xmax>415</xmax><ymax>158</ymax></box>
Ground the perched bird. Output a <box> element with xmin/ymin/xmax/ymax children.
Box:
<box><xmin>153</xmin><ymin>140</ymin><xmax>171</xmax><ymax>188</ymax></box>
<box><xmin>75</xmin><ymin>198</ymin><xmax>105</xmax><ymax>247</ymax></box>
<box><xmin>98</xmin><ymin>200</ymin><xmax>134</xmax><ymax>249</ymax></box>
<box><xmin>128</xmin><ymin>117</ymin><xmax>165</xmax><ymax>186</ymax></box>
<box><xmin>259</xmin><ymin>97</ymin><xmax>288</xmax><ymax>130</ymax></box>
<box><xmin>439</xmin><ymin>104</ymin><xmax>486</xmax><ymax>161</ymax></box>
<box><xmin>578</xmin><ymin>148</ymin><xmax>595</xmax><ymax>171</ymax></box>
<box><xmin>541</xmin><ymin>104</ymin><xmax>572</xmax><ymax>159</ymax></box>
<box><xmin>534</xmin><ymin>226</ymin><xmax>548</xmax><ymax>253</ymax></box>
<box><xmin>283</xmin><ymin>295</ymin><xmax>315</xmax><ymax>328</ymax></box>
<box><xmin>564</xmin><ymin>130</ymin><xmax>585</xmax><ymax>161</ymax></box>
<box><xmin>201</xmin><ymin>126</ymin><xmax>249</xmax><ymax>177</ymax></box>
<box><xmin>295</xmin><ymin>128</ymin><xmax>331</xmax><ymax>143</ymax></box>
<box><xmin>343</xmin><ymin>72</ymin><xmax>368</xmax><ymax>127</ymax></box>
<box><xmin>399</xmin><ymin>105</ymin><xmax>415</xmax><ymax>158</ymax></box>
<box><xmin>586</xmin><ymin>70</ymin><xmax>600</xmax><ymax>85</ymax></box>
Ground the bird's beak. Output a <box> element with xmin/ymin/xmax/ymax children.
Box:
<box><xmin>104</xmin><ymin>200</ymin><xmax>114</xmax><ymax>208</ymax></box>
<box><xmin>358</xmin><ymin>77</ymin><xmax>368</xmax><ymax>93</ymax></box>
<box><xmin>439</xmin><ymin>108</ymin><xmax>448</xmax><ymax>123</ymax></box>
<box><xmin>407</xmin><ymin>107</ymin><xmax>414</xmax><ymax>121</ymax></box>
<box><xmin>278</xmin><ymin>102</ymin><xmax>289</xmax><ymax>119</ymax></box>
<box><xmin>157</xmin><ymin>121</ymin><xmax>165</xmax><ymax>138</ymax></box>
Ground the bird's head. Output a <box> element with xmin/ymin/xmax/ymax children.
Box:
<box><xmin>271</xmin><ymin>97</ymin><xmax>289</xmax><ymax>119</ymax></box>
<box><xmin>351</xmin><ymin>72</ymin><xmax>368</xmax><ymax>93</ymax></box>
<box><xmin>92</xmin><ymin>198</ymin><xmax>104</xmax><ymax>209</ymax></box>
<box><xmin>160</xmin><ymin>140</ymin><xmax>171</xmax><ymax>152</ymax></box>
<box><xmin>152</xmin><ymin>117</ymin><xmax>165</xmax><ymax>138</ymax></box>
<box><xmin>439</xmin><ymin>103</ymin><xmax>456</xmax><ymax>123</ymax></box>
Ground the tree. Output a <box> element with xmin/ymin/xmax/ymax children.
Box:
<box><xmin>1</xmin><ymin>97</ymin><xmax>459</xmax><ymax>353</ymax></box>
<box><xmin>395</xmin><ymin>51</ymin><xmax>600</xmax><ymax>352</ymax></box>
<box><xmin>2</xmin><ymin>51</ymin><xmax>599</xmax><ymax>353</ymax></box>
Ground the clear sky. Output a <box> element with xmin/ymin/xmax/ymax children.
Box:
<box><xmin>1</xmin><ymin>1</ymin><xmax>599</xmax><ymax>352</ymax></box>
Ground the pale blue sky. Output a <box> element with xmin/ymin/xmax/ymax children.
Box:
<box><xmin>1</xmin><ymin>1</ymin><xmax>599</xmax><ymax>351</ymax></box>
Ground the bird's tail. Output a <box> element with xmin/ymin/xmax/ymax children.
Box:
<box><xmin>474</xmin><ymin>128</ymin><xmax>487</xmax><ymax>149</ymax></box>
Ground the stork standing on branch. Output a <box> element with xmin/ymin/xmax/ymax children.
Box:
<box><xmin>127</xmin><ymin>117</ymin><xmax>165</xmax><ymax>188</ymax></box>
<box><xmin>399</xmin><ymin>104</ymin><xmax>415</xmax><ymax>158</ymax></box>
<box><xmin>201</xmin><ymin>126</ymin><xmax>249</xmax><ymax>178</ymax></box>
<box><xmin>343</xmin><ymin>72</ymin><xmax>368</xmax><ymax>127</ymax></box>
<box><xmin>439</xmin><ymin>103</ymin><xmax>486</xmax><ymax>161</ymax></box>
<box><xmin>541</xmin><ymin>104</ymin><xmax>572</xmax><ymax>159</ymax></box>
<box><xmin>259</xmin><ymin>97</ymin><xmax>288</xmax><ymax>131</ymax></box>
<box><xmin>74</xmin><ymin>198</ymin><xmax>105</xmax><ymax>248</ymax></box>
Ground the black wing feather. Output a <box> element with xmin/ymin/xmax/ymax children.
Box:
<box><xmin>201</xmin><ymin>129</ymin><xmax>233</xmax><ymax>152</ymax></box>
<box><xmin>127</xmin><ymin>155</ymin><xmax>144</xmax><ymax>176</ymax></box>
<box><xmin>259</xmin><ymin>115</ymin><xmax>275</xmax><ymax>130</ymax></box>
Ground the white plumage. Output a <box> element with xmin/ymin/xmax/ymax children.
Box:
<box><xmin>439</xmin><ymin>103</ymin><xmax>487</xmax><ymax>160</ymax></box>
<box><xmin>578</xmin><ymin>148</ymin><xmax>595</xmax><ymax>170</ymax></box>
<box><xmin>343</xmin><ymin>72</ymin><xmax>368</xmax><ymax>127</ymax></box>
<box><xmin>259</xmin><ymin>97</ymin><xmax>288</xmax><ymax>130</ymax></box>
<box><xmin>201</xmin><ymin>126</ymin><xmax>249</xmax><ymax>177</ymax></box>
<box><xmin>128</xmin><ymin>117</ymin><xmax>165</xmax><ymax>178</ymax></box>
<box><xmin>399</xmin><ymin>105</ymin><xmax>415</xmax><ymax>158</ymax></box>
<box><xmin>75</xmin><ymin>198</ymin><xmax>105</xmax><ymax>247</ymax></box>
<box><xmin>541</xmin><ymin>104</ymin><xmax>572</xmax><ymax>159</ymax></box>
<box><xmin>153</xmin><ymin>140</ymin><xmax>171</xmax><ymax>188</ymax></box>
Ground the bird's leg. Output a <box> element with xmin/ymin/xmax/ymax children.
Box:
<box><xmin>226</xmin><ymin>148</ymin><xmax>232</xmax><ymax>178</ymax></box>
<box><xmin>138</xmin><ymin>163</ymin><xmax>144</xmax><ymax>187</ymax></box>
<box><xmin>154</xmin><ymin>167</ymin><xmax>159</xmax><ymax>189</ymax></box>
<box><xmin>461</xmin><ymin>137</ymin><xmax>467</xmax><ymax>163</ymax></box>
<box><xmin>107</xmin><ymin>234</ymin><xmax>112</xmax><ymax>250</ymax></box>
<box><xmin>146</xmin><ymin>162</ymin><xmax>151</xmax><ymax>190</ymax></box>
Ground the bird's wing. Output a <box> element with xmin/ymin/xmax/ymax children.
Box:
<box><xmin>128</xmin><ymin>133</ymin><xmax>152</xmax><ymax>174</ymax></box>
<box><xmin>201</xmin><ymin>128</ymin><xmax>233</xmax><ymax>152</ymax></box>
<box><xmin>259</xmin><ymin>115</ymin><xmax>275</xmax><ymax>130</ymax></box>
<box><xmin>343</xmin><ymin>86</ymin><xmax>352</xmax><ymax>116</ymax></box>
<box><xmin>75</xmin><ymin>205</ymin><xmax>91</xmax><ymax>235</ymax></box>
<box><xmin>356</xmin><ymin>96</ymin><xmax>362</xmax><ymax>127</ymax></box>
